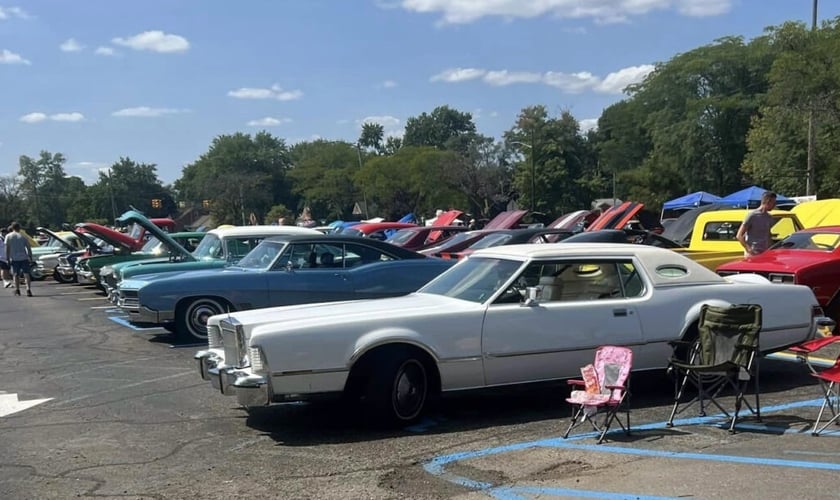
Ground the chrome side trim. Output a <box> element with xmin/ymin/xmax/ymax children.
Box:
<box><xmin>272</xmin><ymin>367</ymin><xmax>348</xmax><ymax>377</ymax></box>
<box><xmin>485</xmin><ymin>341</ymin><xmax>648</xmax><ymax>359</ymax></box>
<box><xmin>438</xmin><ymin>356</ymin><xmax>483</xmax><ymax>364</ymax></box>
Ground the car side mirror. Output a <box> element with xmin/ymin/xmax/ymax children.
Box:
<box><xmin>285</xmin><ymin>261</ymin><xmax>294</xmax><ymax>272</ymax></box>
<box><xmin>522</xmin><ymin>286</ymin><xmax>541</xmax><ymax>307</ymax></box>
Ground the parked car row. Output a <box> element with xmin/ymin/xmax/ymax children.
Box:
<box><xmin>43</xmin><ymin>200</ymin><xmax>840</xmax><ymax>426</ymax></box>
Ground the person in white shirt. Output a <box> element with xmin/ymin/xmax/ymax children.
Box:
<box><xmin>5</xmin><ymin>222</ymin><xmax>33</xmax><ymax>296</ymax></box>
<box><xmin>0</xmin><ymin>226</ymin><xmax>10</xmax><ymax>288</ymax></box>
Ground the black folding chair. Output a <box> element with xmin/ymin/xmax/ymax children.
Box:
<box><xmin>666</xmin><ymin>304</ymin><xmax>762</xmax><ymax>433</ymax></box>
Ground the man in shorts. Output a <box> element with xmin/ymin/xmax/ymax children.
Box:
<box><xmin>0</xmin><ymin>226</ymin><xmax>10</xmax><ymax>288</ymax></box>
<box><xmin>5</xmin><ymin>222</ymin><xmax>33</xmax><ymax>296</ymax></box>
<box><xmin>736</xmin><ymin>191</ymin><xmax>777</xmax><ymax>257</ymax></box>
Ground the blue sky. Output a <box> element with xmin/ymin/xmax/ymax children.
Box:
<box><xmin>0</xmin><ymin>0</ymin><xmax>825</xmax><ymax>185</ymax></box>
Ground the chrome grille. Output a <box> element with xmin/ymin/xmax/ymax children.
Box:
<box><xmin>220</xmin><ymin>318</ymin><xmax>248</xmax><ymax>368</ymax></box>
<box><xmin>207</xmin><ymin>324</ymin><xmax>222</xmax><ymax>349</ymax></box>
<box><xmin>119</xmin><ymin>298</ymin><xmax>139</xmax><ymax>310</ymax></box>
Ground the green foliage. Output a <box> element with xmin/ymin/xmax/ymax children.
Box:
<box><xmin>174</xmin><ymin>132</ymin><xmax>293</xmax><ymax>224</ymax></box>
<box><xmin>354</xmin><ymin>146</ymin><xmax>464</xmax><ymax>218</ymax></box>
<box><xmin>403</xmin><ymin>105</ymin><xmax>477</xmax><ymax>151</ymax></box>
<box><xmin>288</xmin><ymin>140</ymin><xmax>360</xmax><ymax>220</ymax></box>
<box><xmin>265</xmin><ymin>204</ymin><xmax>293</xmax><ymax>224</ymax></box>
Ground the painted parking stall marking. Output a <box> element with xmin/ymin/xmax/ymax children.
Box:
<box><xmin>0</xmin><ymin>392</ymin><xmax>52</xmax><ymax>418</ymax></box>
<box><xmin>424</xmin><ymin>397</ymin><xmax>840</xmax><ymax>499</ymax></box>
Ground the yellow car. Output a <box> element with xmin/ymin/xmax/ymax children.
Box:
<box><xmin>671</xmin><ymin>209</ymin><xmax>803</xmax><ymax>270</ymax></box>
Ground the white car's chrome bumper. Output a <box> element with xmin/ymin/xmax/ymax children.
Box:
<box><xmin>196</xmin><ymin>350</ymin><xmax>269</xmax><ymax>407</ymax></box>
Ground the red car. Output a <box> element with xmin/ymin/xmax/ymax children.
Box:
<box><xmin>717</xmin><ymin>226</ymin><xmax>840</xmax><ymax>320</ymax></box>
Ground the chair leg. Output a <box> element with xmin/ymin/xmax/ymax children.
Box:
<box><xmin>668</xmin><ymin>370</ymin><xmax>691</xmax><ymax>426</ymax></box>
<box><xmin>563</xmin><ymin>405</ymin><xmax>584</xmax><ymax>439</ymax></box>
<box><xmin>812</xmin><ymin>382</ymin><xmax>839</xmax><ymax>436</ymax></box>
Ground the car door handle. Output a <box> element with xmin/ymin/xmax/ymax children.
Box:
<box><xmin>613</xmin><ymin>308</ymin><xmax>628</xmax><ymax>317</ymax></box>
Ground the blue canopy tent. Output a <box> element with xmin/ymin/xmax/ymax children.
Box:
<box><xmin>662</xmin><ymin>191</ymin><xmax>722</xmax><ymax>211</ymax></box>
<box><xmin>718</xmin><ymin>186</ymin><xmax>796</xmax><ymax>209</ymax></box>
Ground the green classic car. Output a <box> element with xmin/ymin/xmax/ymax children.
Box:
<box><xmin>100</xmin><ymin>230</ymin><xmax>206</xmax><ymax>298</ymax></box>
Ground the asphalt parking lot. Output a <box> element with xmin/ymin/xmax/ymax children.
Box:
<box><xmin>2</xmin><ymin>280</ymin><xmax>840</xmax><ymax>500</ymax></box>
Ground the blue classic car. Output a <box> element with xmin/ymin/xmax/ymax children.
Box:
<box><xmin>117</xmin><ymin>235</ymin><xmax>455</xmax><ymax>342</ymax></box>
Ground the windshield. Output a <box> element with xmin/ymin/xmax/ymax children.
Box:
<box><xmin>126</xmin><ymin>222</ymin><xmax>143</xmax><ymax>240</ymax></box>
<box><xmin>419</xmin><ymin>257</ymin><xmax>524</xmax><ymax>303</ymax></box>
<box><xmin>141</xmin><ymin>236</ymin><xmax>161</xmax><ymax>253</ymax></box>
<box><xmin>41</xmin><ymin>235</ymin><xmax>65</xmax><ymax>248</ymax></box>
<box><xmin>385</xmin><ymin>229</ymin><xmax>418</xmax><ymax>245</ymax></box>
<box><xmin>468</xmin><ymin>233</ymin><xmax>512</xmax><ymax>250</ymax></box>
<box><xmin>771</xmin><ymin>232</ymin><xmax>840</xmax><ymax>252</ymax></box>
<box><xmin>235</xmin><ymin>240</ymin><xmax>287</xmax><ymax>270</ymax></box>
<box><xmin>192</xmin><ymin>233</ymin><xmax>223</xmax><ymax>260</ymax></box>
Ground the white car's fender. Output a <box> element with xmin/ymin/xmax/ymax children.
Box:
<box><xmin>350</xmin><ymin>328</ymin><xmax>440</xmax><ymax>365</ymax></box>
<box><xmin>680</xmin><ymin>298</ymin><xmax>735</xmax><ymax>339</ymax></box>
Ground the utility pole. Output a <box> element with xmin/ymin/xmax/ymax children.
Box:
<box><xmin>108</xmin><ymin>168</ymin><xmax>117</xmax><ymax>224</ymax></box>
<box><xmin>805</xmin><ymin>0</ymin><xmax>818</xmax><ymax>196</ymax></box>
<box><xmin>530</xmin><ymin>130</ymin><xmax>536</xmax><ymax>214</ymax></box>
<box><xmin>239</xmin><ymin>184</ymin><xmax>246</xmax><ymax>225</ymax></box>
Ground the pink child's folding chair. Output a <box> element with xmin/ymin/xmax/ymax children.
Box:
<box><xmin>562</xmin><ymin>345</ymin><xmax>633</xmax><ymax>444</ymax></box>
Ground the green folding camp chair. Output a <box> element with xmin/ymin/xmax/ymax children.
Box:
<box><xmin>666</xmin><ymin>304</ymin><xmax>762</xmax><ymax>433</ymax></box>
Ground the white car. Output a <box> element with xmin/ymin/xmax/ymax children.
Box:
<box><xmin>196</xmin><ymin>243</ymin><xmax>826</xmax><ymax>424</ymax></box>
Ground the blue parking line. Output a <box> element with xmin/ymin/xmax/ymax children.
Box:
<box><xmin>107</xmin><ymin>315</ymin><xmax>164</xmax><ymax>331</ymax></box>
<box><xmin>424</xmin><ymin>397</ymin><xmax>837</xmax><ymax>498</ymax></box>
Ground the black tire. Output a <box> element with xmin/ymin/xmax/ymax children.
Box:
<box><xmin>29</xmin><ymin>267</ymin><xmax>45</xmax><ymax>281</ymax></box>
<box><xmin>175</xmin><ymin>297</ymin><xmax>228</xmax><ymax>343</ymax></box>
<box><xmin>53</xmin><ymin>269</ymin><xmax>76</xmax><ymax>284</ymax></box>
<box><xmin>365</xmin><ymin>352</ymin><xmax>429</xmax><ymax>426</ymax></box>
<box><xmin>162</xmin><ymin>324</ymin><xmax>177</xmax><ymax>334</ymax></box>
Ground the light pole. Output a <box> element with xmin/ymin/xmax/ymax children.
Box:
<box><xmin>806</xmin><ymin>0</ymin><xmax>819</xmax><ymax>196</ymax></box>
<box><xmin>107</xmin><ymin>168</ymin><xmax>117</xmax><ymax>224</ymax></box>
<box><xmin>509</xmin><ymin>140</ymin><xmax>535</xmax><ymax>213</ymax></box>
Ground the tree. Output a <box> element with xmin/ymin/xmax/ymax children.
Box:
<box><xmin>504</xmin><ymin>106</ymin><xmax>598</xmax><ymax>215</ymax></box>
<box><xmin>403</xmin><ymin>105</ymin><xmax>477</xmax><ymax>151</ymax></box>
<box><xmin>86</xmin><ymin>157</ymin><xmax>171</xmax><ymax>222</ymax></box>
<box><xmin>354</xmin><ymin>146</ymin><xmax>464</xmax><ymax>218</ymax></box>
<box><xmin>450</xmin><ymin>135</ymin><xmax>513</xmax><ymax>218</ymax></box>
<box><xmin>0</xmin><ymin>175</ymin><xmax>25</xmax><ymax>225</ymax></box>
<box><xmin>358</xmin><ymin>122</ymin><xmax>385</xmax><ymax>154</ymax></box>
<box><xmin>744</xmin><ymin>20</ymin><xmax>840</xmax><ymax>197</ymax></box>
<box><xmin>288</xmin><ymin>140</ymin><xmax>361</xmax><ymax>220</ymax></box>
<box><xmin>18</xmin><ymin>151</ymin><xmax>70</xmax><ymax>227</ymax></box>
<box><xmin>175</xmin><ymin>132</ymin><xmax>294</xmax><ymax>224</ymax></box>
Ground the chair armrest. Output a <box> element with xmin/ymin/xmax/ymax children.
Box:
<box><xmin>604</xmin><ymin>384</ymin><xmax>626</xmax><ymax>390</ymax></box>
<box><xmin>567</xmin><ymin>379</ymin><xmax>585</xmax><ymax>386</ymax></box>
<box><xmin>668</xmin><ymin>340</ymin><xmax>695</xmax><ymax>348</ymax></box>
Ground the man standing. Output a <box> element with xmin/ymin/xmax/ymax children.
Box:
<box><xmin>736</xmin><ymin>191</ymin><xmax>777</xmax><ymax>257</ymax></box>
<box><xmin>5</xmin><ymin>222</ymin><xmax>33</xmax><ymax>296</ymax></box>
<box><xmin>0</xmin><ymin>226</ymin><xmax>10</xmax><ymax>288</ymax></box>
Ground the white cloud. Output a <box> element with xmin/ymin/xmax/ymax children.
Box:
<box><xmin>111</xmin><ymin>106</ymin><xmax>189</xmax><ymax>117</ymax></box>
<box><xmin>380</xmin><ymin>80</ymin><xmax>398</xmax><ymax>89</ymax></box>
<box><xmin>112</xmin><ymin>30</ymin><xmax>190</xmax><ymax>53</ymax></box>
<box><xmin>430</xmin><ymin>64</ymin><xmax>653</xmax><ymax>94</ymax></box>
<box><xmin>678</xmin><ymin>0</ymin><xmax>731</xmax><ymax>16</ymax></box>
<box><xmin>60</xmin><ymin>38</ymin><xmax>84</xmax><ymax>52</ymax></box>
<box><xmin>542</xmin><ymin>71</ymin><xmax>601</xmax><ymax>93</ymax></box>
<box><xmin>357</xmin><ymin>115</ymin><xmax>403</xmax><ymax>137</ymax></box>
<box><xmin>579</xmin><ymin>118</ymin><xmax>599</xmax><ymax>133</ymax></box>
<box><xmin>0</xmin><ymin>48</ymin><xmax>30</xmax><ymax>65</ymax></box>
<box><xmin>0</xmin><ymin>6</ymin><xmax>29</xmax><ymax>20</ymax></box>
<box><xmin>19</xmin><ymin>112</ymin><xmax>46</xmax><ymax>123</ymax></box>
<box><xmin>227</xmin><ymin>84</ymin><xmax>303</xmax><ymax>101</ymax></box>
<box><xmin>430</xmin><ymin>67</ymin><xmax>486</xmax><ymax>83</ymax></box>
<box><xmin>595</xmin><ymin>64</ymin><xmax>655</xmax><ymax>93</ymax></box>
<box><xmin>94</xmin><ymin>46</ymin><xmax>117</xmax><ymax>56</ymax></box>
<box><xmin>396</xmin><ymin>0</ymin><xmax>731</xmax><ymax>24</ymax></box>
<box><xmin>246</xmin><ymin>117</ymin><xmax>291</xmax><ymax>127</ymax></box>
<box><xmin>20</xmin><ymin>112</ymin><xmax>84</xmax><ymax>123</ymax></box>
<box><xmin>483</xmin><ymin>70</ymin><xmax>543</xmax><ymax>86</ymax></box>
<box><xmin>50</xmin><ymin>112</ymin><xmax>85</xmax><ymax>122</ymax></box>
